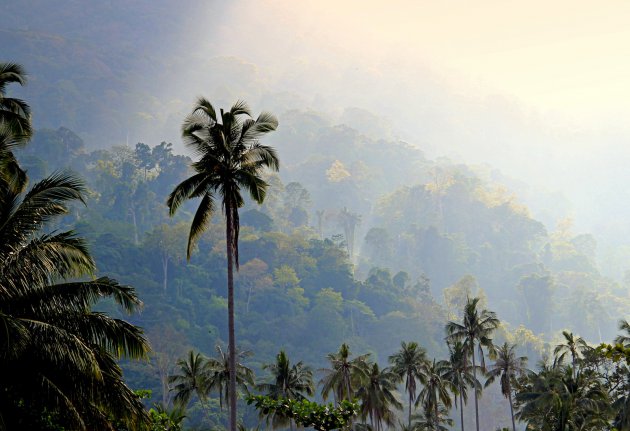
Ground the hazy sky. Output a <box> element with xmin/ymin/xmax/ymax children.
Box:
<box><xmin>228</xmin><ymin>0</ymin><xmax>630</xmax><ymax>124</ymax></box>
<box><xmin>191</xmin><ymin>1</ymin><xmax>630</xmax><ymax>241</ymax></box>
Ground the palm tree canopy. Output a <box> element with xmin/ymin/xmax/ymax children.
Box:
<box><xmin>169</xmin><ymin>350</ymin><xmax>210</xmax><ymax>406</ymax></box>
<box><xmin>205</xmin><ymin>345</ymin><xmax>255</xmax><ymax>410</ymax></box>
<box><xmin>0</xmin><ymin>172</ymin><xmax>150</xmax><ymax>430</ymax></box>
<box><xmin>320</xmin><ymin>343</ymin><xmax>371</xmax><ymax>402</ymax></box>
<box><xmin>516</xmin><ymin>364</ymin><xmax>609</xmax><ymax>430</ymax></box>
<box><xmin>356</xmin><ymin>363</ymin><xmax>402</xmax><ymax>431</ymax></box>
<box><xmin>259</xmin><ymin>350</ymin><xmax>314</xmax><ymax>400</ymax></box>
<box><xmin>445</xmin><ymin>297</ymin><xmax>500</xmax><ymax>369</ymax></box>
<box><xmin>417</xmin><ymin>359</ymin><xmax>453</xmax><ymax>411</ymax></box>
<box><xmin>167</xmin><ymin>98</ymin><xmax>279</xmax><ymax>261</ymax></box>
<box><xmin>485</xmin><ymin>342</ymin><xmax>528</xmax><ymax>398</ymax></box>
<box><xmin>615</xmin><ymin>319</ymin><xmax>630</xmax><ymax>347</ymax></box>
<box><xmin>0</xmin><ymin>125</ymin><xmax>28</xmax><ymax>191</ymax></box>
<box><xmin>0</xmin><ymin>62</ymin><xmax>32</xmax><ymax>140</ymax></box>
<box><xmin>442</xmin><ymin>340</ymin><xmax>479</xmax><ymax>405</ymax></box>
<box><xmin>389</xmin><ymin>341</ymin><xmax>428</xmax><ymax>399</ymax></box>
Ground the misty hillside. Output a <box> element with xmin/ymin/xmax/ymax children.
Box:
<box><xmin>5</xmin><ymin>2</ymin><xmax>630</xmax><ymax>430</ymax></box>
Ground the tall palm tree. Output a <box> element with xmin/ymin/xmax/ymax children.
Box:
<box><xmin>167</xmin><ymin>98</ymin><xmax>279</xmax><ymax>431</ymax></box>
<box><xmin>417</xmin><ymin>359</ymin><xmax>452</xmax><ymax>428</ymax></box>
<box><xmin>0</xmin><ymin>172</ymin><xmax>150</xmax><ymax>430</ymax></box>
<box><xmin>205</xmin><ymin>344</ymin><xmax>255</xmax><ymax>411</ymax></box>
<box><xmin>0</xmin><ymin>62</ymin><xmax>32</xmax><ymax>140</ymax></box>
<box><xmin>553</xmin><ymin>331</ymin><xmax>588</xmax><ymax>378</ymax></box>
<box><xmin>442</xmin><ymin>341</ymin><xmax>478</xmax><ymax>431</ymax></box>
<box><xmin>388</xmin><ymin>341</ymin><xmax>428</xmax><ymax>428</ymax></box>
<box><xmin>169</xmin><ymin>350</ymin><xmax>209</xmax><ymax>407</ymax></box>
<box><xmin>320</xmin><ymin>343</ymin><xmax>371</xmax><ymax>404</ymax></box>
<box><xmin>356</xmin><ymin>363</ymin><xmax>402</xmax><ymax>431</ymax></box>
<box><xmin>485</xmin><ymin>343</ymin><xmax>528</xmax><ymax>431</ymax></box>
<box><xmin>445</xmin><ymin>296</ymin><xmax>500</xmax><ymax>431</ymax></box>
<box><xmin>259</xmin><ymin>350</ymin><xmax>314</xmax><ymax>430</ymax></box>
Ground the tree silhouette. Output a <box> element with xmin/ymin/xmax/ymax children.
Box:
<box><xmin>167</xmin><ymin>98</ymin><xmax>278</xmax><ymax>431</ymax></box>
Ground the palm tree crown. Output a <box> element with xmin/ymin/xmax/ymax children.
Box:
<box><xmin>0</xmin><ymin>172</ymin><xmax>150</xmax><ymax>430</ymax></box>
<box><xmin>167</xmin><ymin>98</ymin><xmax>279</xmax><ymax>261</ymax></box>
<box><xmin>205</xmin><ymin>345</ymin><xmax>255</xmax><ymax>411</ymax></box>
<box><xmin>320</xmin><ymin>343</ymin><xmax>371</xmax><ymax>403</ymax></box>
<box><xmin>388</xmin><ymin>341</ymin><xmax>428</xmax><ymax>429</ymax></box>
<box><xmin>259</xmin><ymin>350</ymin><xmax>314</xmax><ymax>400</ymax></box>
<box><xmin>356</xmin><ymin>363</ymin><xmax>402</xmax><ymax>431</ymax></box>
<box><xmin>554</xmin><ymin>330</ymin><xmax>589</xmax><ymax>377</ymax></box>
<box><xmin>0</xmin><ymin>62</ymin><xmax>32</xmax><ymax>140</ymax></box>
<box><xmin>169</xmin><ymin>350</ymin><xmax>210</xmax><ymax>407</ymax></box>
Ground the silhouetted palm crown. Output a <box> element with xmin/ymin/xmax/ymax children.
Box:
<box><xmin>167</xmin><ymin>98</ymin><xmax>279</xmax><ymax>260</ymax></box>
<box><xmin>0</xmin><ymin>62</ymin><xmax>32</xmax><ymax>140</ymax></box>
<box><xmin>0</xmin><ymin>172</ymin><xmax>149</xmax><ymax>430</ymax></box>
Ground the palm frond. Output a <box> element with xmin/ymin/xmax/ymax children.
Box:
<box><xmin>186</xmin><ymin>193</ymin><xmax>215</xmax><ymax>259</ymax></box>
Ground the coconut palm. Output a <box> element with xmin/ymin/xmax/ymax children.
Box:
<box><xmin>205</xmin><ymin>344</ymin><xmax>255</xmax><ymax>411</ymax></box>
<box><xmin>442</xmin><ymin>341</ymin><xmax>478</xmax><ymax>431</ymax></box>
<box><xmin>167</xmin><ymin>98</ymin><xmax>278</xmax><ymax>431</ymax></box>
<box><xmin>388</xmin><ymin>341</ymin><xmax>428</xmax><ymax>428</ymax></box>
<box><xmin>412</xmin><ymin>400</ymin><xmax>454</xmax><ymax>431</ymax></box>
<box><xmin>445</xmin><ymin>296</ymin><xmax>500</xmax><ymax>431</ymax></box>
<box><xmin>356</xmin><ymin>363</ymin><xmax>402</xmax><ymax>431</ymax></box>
<box><xmin>0</xmin><ymin>62</ymin><xmax>32</xmax><ymax>140</ymax></box>
<box><xmin>485</xmin><ymin>343</ymin><xmax>528</xmax><ymax>431</ymax></box>
<box><xmin>259</xmin><ymin>350</ymin><xmax>314</xmax><ymax>400</ymax></box>
<box><xmin>417</xmin><ymin>359</ymin><xmax>452</xmax><ymax>429</ymax></box>
<box><xmin>615</xmin><ymin>319</ymin><xmax>630</xmax><ymax>347</ymax></box>
<box><xmin>169</xmin><ymin>350</ymin><xmax>209</xmax><ymax>407</ymax></box>
<box><xmin>320</xmin><ymin>343</ymin><xmax>371</xmax><ymax>404</ymax></box>
<box><xmin>0</xmin><ymin>125</ymin><xmax>27</xmax><ymax>192</ymax></box>
<box><xmin>554</xmin><ymin>331</ymin><xmax>588</xmax><ymax>378</ymax></box>
<box><xmin>0</xmin><ymin>172</ymin><xmax>150</xmax><ymax>430</ymax></box>
<box><xmin>516</xmin><ymin>364</ymin><xmax>610</xmax><ymax>430</ymax></box>
<box><xmin>259</xmin><ymin>350</ymin><xmax>314</xmax><ymax>429</ymax></box>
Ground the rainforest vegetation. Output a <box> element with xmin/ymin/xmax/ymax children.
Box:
<box><xmin>2</xmin><ymin>58</ymin><xmax>630</xmax><ymax>431</ymax></box>
<box><xmin>4</xmin><ymin>4</ymin><xmax>630</xmax><ymax>430</ymax></box>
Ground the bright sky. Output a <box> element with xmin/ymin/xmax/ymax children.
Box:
<box><xmin>202</xmin><ymin>0</ymin><xmax>630</xmax><ymax>240</ymax></box>
<box><xmin>220</xmin><ymin>0</ymin><xmax>630</xmax><ymax>125</ymax></box>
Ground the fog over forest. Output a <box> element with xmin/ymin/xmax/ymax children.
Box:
<box><xmin>3</xmin><ymin>1</ymin><xmax>630</xmax><ymax>430</ymax></box>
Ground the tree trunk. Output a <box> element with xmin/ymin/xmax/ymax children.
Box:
<box><xmin>508</xmin><ymin>383</ymin><xmax>516</xmax><ymax>431</ymax></box>
<box><xmin>472</xmin><ymin>346</ymin><xmax>480</xmax><ymax>431</ymax></box>
<box><xmin>226</xmin><ymin>206</ymin><xmax>237</xmax><ymax>431</ymax></box>
<box><xmin>162</xmin><ymin>253</ymin><xmax>168</xmax><ymax>292</ymax></box>
<box><xmin>435</xmin><ymin>396</ymin><xmax>439</xmax><ymax>431</ymax></box>
<box><xmin>460</xmin><ymin>391</ymin><xmax>465</xmax><ymax>431</ymax></box>
<box><xmin>408</xmin><ymin>388</ymin><xmax>412</xmax><ymax>430</ymax></box>
<box><xmin>130</xmin><ymin>206</ymin><xmax>139</xmax><ymax>245</ymax></box>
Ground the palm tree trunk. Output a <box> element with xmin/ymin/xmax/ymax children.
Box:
<box><xmin>408</xmin><ymin>389</ymin><xmax>412</xmax><ymax>430</ymax></box>
<box><xmin>435</xmin><ymin>397</ymin><xmax>439</xmax><ymax>431</ymax></box>
<box><xmin>471</xmin><ymin>348</ymin><xmax>480</xmax><ymax>431</ymax></box>
<box><xmin>508</xmin><ymin>384</ymin><xmax>515</xmax><ymax>431</ymax></box>
<box><xmin>226</xmin><ymin>206</ymin><xmax>237</xmax><ymax>431</ymax></box>
<box><xmin>460</xmin><ymin>392</ymin><xmax>465</xmax><ymax>431</ymax></box>
<box><xmin>162</xmin><ymin>253</ymin><xmax>168</xmax><ymax>292</ymax></box>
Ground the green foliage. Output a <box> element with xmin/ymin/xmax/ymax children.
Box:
<box><xmin>246</xmin><ymin>395</ymin><xmax>358</xmax><ymax>431</ymax></box>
